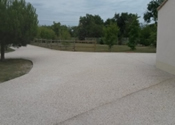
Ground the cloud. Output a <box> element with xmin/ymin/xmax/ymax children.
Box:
<box><xmin>26</xmin><ymin>0</ymin><xmax>152</xmax><ymax>26</ymax></box>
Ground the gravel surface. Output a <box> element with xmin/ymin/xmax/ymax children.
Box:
<box><xmin>0</xmin><ymin>45</ymin><xmax>174</xmax><ymax>125</ymax></box>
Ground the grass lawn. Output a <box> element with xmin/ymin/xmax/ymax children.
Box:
<box><xmin>0</xmin><ymin>59</ymin><xmax>33</xmax><ymax>83</ymax></box>
<box><xmin>32</xmin><ymin>43</ymin><xmax>156</xmax><ymax>53</ymax></box>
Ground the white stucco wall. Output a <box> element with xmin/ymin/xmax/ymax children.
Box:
<box><xmin>156</xmin><ymin>0</ymin><xmax>175</xmax><ymax>75</ymax></box>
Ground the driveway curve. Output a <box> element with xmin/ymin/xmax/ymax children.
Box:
<box><xmin>0</xmin><ymin>45</ymin><xmax>174</xmax><ymax>125</ymax></box>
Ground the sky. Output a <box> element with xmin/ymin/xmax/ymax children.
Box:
<box><xmin>26</xmin><ymin>0</ymin><xmax>152</xmax><ymax>26</ymax></box>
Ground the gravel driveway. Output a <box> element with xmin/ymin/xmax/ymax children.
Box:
<box><xmin>0</xmin><ymin>45</ymin><xmax>175</xmax><ymax>125</ymax></box>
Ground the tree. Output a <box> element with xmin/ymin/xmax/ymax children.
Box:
<box><xmin>109</xmin><ymin>13</ymin><xmax>139</xmax><ymax>45</ymax></box>
<box><xmin>104</xmin><ymin>18</ymin><xmax>115</xmax><ymax>26</ymax></box>
<box><xmin>0</xmin><ymin>0</ymin><xmax>38</xmax><ymax>60</ymax></box>
<box><xmin>139</xmin><ymin>25</ymin><xmax>152</xmax><ymax>46</ymax></box>
<box><xmin>68</xmin><ymin>26</ymin><xmax>79</xmax><ymax>38</ymax></box>
<box><xmin>51</xmin><ymin>22</ymin><xmax>61</xmax><ymax>37</ymax></box>
<box><xmin>128</xmin><ymin>16</ymin><xmax>140</xmax><ymax>50</ymax></box>
<box><xmin>144</xmin><ymin>0</ymin><xmax>164</xmax><ymax>23</ymax></box>
<box><xmin>59</xmin><ymin>25</ymin><xmax>71</xmax><ymax>40</ymax></box>
<box><xmin>78</xmin><ymin>14</ymin><xmax>104</xmax><ymax>40</ymax></box>
<box><xmin>139</xmin><ymin>24</ymin><xmax>157</xmax><ymax>46</ymax></box>
<box><xmin>51</xmin><ymin>22</ymin><xmax>71</xmax><ymax>40</ymax></box>
<box><xmin>149</xmin><ymin>24</ymin><xmax>157</xmax><ymax>47</ymax></box>
<box><xmin>104</xmin><ymin>22</ymin><xmax>119</xmax><ymax>51</ymax></box>
<box><xmin>37</xmin><ymin>26</ymin><xmax>56</xmax><ymax>40</ymax></box>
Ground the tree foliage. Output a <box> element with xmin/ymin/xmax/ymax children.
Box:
<box><xmin>78</xmin><ymin>14</ymin><xmax>104</xmax><ymax>40</ymax></box>
<box><xmin>114</xmin><ymin>13</ymin><xmax>138</xmax><ymax>38</ymax></box>
<box><xmin>59</xmin><ymin>25</ymin><xmax>71</xmax><ymax>40</ymax></box>
<box><xmin>139</xmin><ymin>24</ymin><xmax>157</xmax><ymax>46</ymax></box>
<box><xmin>0</xmin><ymin>0</ymin><xmax>38</xmax><ymax>60</ymax></box>
<box><xmin>51</xmin><ymin>22</ymin><xmax>71</xmax><ymax>40</ymax></box>
<box><xmin>144</xmin><ymin>0</ymin><xmax>164</xmax><ymax>23</ymax></box>
<box><xmin>68</xmin><ymin>26</ymin><xmax>79</xmax><ymax>38</ymax></box>
<box><xmin>105</xmin><ymin>13</ymin><xmax>139</xmax><ymax>45</ymax></box>
<box><xmin>104</xmin><ymin>22</ymin><xmax>119</xmax><ymax>51</ymax></box>
<box><xmin>149</xmin><ymin>24</ymin><xmax>157</xmax><ymax>47</ymax></box>
<box><xmin>51</xmin><ymin>22</ymin><xmax>61</xmax><ymax>37</ymax></box>
<box><xmin>139</xmin><ymin>25</ymin><xmax>152</xmax><ymax>46</ymax></box>
<box><xmin>37</xmin><ymin>26</ymin><xmax>56</xmax><ymax>40</ymax></box>
<box><xmin>128</xmin><ymin>16</ymin><xmax>140</xmax><ymax>50</ymax></box>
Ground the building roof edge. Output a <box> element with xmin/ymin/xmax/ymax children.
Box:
<box><xmin>157</xmin><ymin>0</ymin><xmax>168</xmax><ymax>11</ymax></box>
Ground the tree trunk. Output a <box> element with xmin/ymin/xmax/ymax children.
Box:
<box><xmin>1</xmin><ymin>42</ymin><xmax>5</xmax><ymax>61</ymax></box>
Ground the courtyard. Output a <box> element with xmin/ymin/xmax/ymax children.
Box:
<box><xmin>0</xmin><ymin>45</ymin><xmax>174</xmax><ymax>125</ymax></box>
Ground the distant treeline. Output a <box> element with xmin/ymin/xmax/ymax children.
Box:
<box><xmin>36</xmin><ymin>0</ymin><xmax>164</xmax><ymax>49</ymax></box>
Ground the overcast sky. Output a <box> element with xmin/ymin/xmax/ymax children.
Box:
<box><xmin>26</xmin><ymin>0</ymin><xmax>152</xmax><ymax>26</ymax></box>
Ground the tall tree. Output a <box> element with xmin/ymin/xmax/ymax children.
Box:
<box><xmin>51</xmin><ymin>22</ymin><xmax>71</xmax><ymax>40</ymax></box>
<box><xmin>144</xmin><ymin>0</ymin><xmax>164</xmax><ymax>23</ymax></box>
<box><xmin>104</xmin><ymin>22</ymin><xmax>119</xmax><ymax>51</ymax></box>
<box><xmin>139</xmin><ymin>24</ymin><xmax>157</xmax><ymax>46</ymax></box>
<box><xmin>139</xmin><ymin>25</ymin><xmax>152</xmax><ymax>46</ymax></box>
<box><xmin>0</xmin><ymin>0</ymin><xmax>38</xmax><ymax>60</ymax></box>
<box><xmin>78</xmin><ymin>14</ymin><xmax>104</xmax><ymax>40</ymax></box>
<box><xmin>59</xmin><ymin>25</ymin><xmax>71</xmax><ymax>40</ymax></box>
<box><xmin>51</xmin><ymin>22</ymin><xmax>61</xmax><ymax>37</ymax></box>
<box><xmin>111</xmin><ymin>13</ymin><xmax>139</xmax><ymax>45</ymax></box>
<box><xmin>68</xmin><ymin>26</ymin><xmax>78</xmax><ymax>38</ymax></box>
<box><xmin>128</xmin><ymin>16</ymin><xmax>140</xmax><ymax>50</ymax></box>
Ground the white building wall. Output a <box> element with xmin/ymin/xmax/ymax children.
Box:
<box><xmin>156</xmin><ymin>0</ymin><xmax>175</xmax><ymax>75</ymax></box>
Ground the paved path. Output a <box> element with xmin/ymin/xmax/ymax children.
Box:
<box><xmin>0</xmin><ymin>45</ymin><xmax>175</xmax><ymax>125</ymax></box>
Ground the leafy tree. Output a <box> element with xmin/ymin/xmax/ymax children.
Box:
<box><xmin>51</xmin><ymin>22</ymin><xmax>61</xmax><ymax>37</ymax></box>
<box><xmin>104</xmin><ymin>18</ymin><xmax>115</xmax><ymax>26</ymax></box>
<box><xmin>107</xmin><ymin>13</ymin><xmax>139</xmax><ymax>45</ymax></box>
<box><xmin>144</xmin><ymin>0</ymin><xmax>164</xmax><ymax>23</ymax></box>
<box><xmin>60</xmin><ymin>29</ymin><xmax>71</xmax><ymax>40</ymax></box>
<box><xmin>104</xmin><ymin>22</ymin><xmax>119</xmax><ymax>51</ymax></box>
<box><xmin>139</xmin><ymin>25</ymin><xmax>152</xmax><ymax>46</ymax></box>
<box><xmin>0</xmin><ymin>0</ymin><xmax>38</xmax><ymax>60</ymax></box>
<box><xmin>149</xmin><ymin>24</ymin><xmax>157</xmax><ymax>47</ymax></box>
<box><xmin>78</xmin><ymin>14</ymin><xmax>104</xmax><ymax>40</ymax></box>
<box><xmin>68</xmin><ymin>26</ymin><xmax>79</xmax><ymax>38</ymax></box>
<box><xmin>139</xmin><ymin>24</ymin><xmax>157</xmax><ymax>46</ymax></box>
<box><xmin>59</xmin><ymin>25</ymin><xmax>71</xmax><ymax>40</ymax></box>
<box><xmin>51</xmin><ymin>22</ymin><xmax>71</xmax><ymax>40</ymax></box>
<box><xmin>128</xmin><ymin>16</ymin><xmax>140</xmax><ymax>50</ymax></box>
<box><xmin>37</xmin><ymin>26</ymin><xmax>56</xmax><ymax>40</ymax></box>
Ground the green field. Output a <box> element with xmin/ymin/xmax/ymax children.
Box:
<box><xmin>32</xmin><ymin>43</ymin><xmax>156</xmax><ymax>53</ymax></box>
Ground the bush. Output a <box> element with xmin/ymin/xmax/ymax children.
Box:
<box><xmin>37</xmin><ymin>27</ymin><xmax>56</xmax><ymax>40</ymax></box>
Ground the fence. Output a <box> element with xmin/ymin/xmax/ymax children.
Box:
<box><xmin>31</xmin><ymin>39</ymin><xmax>97</xmax><ymax>52</ymax></box>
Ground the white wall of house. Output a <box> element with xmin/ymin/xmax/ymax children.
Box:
<box><xmin>156</xmin><ymin>0</ymin><xmax>175</xmax><ymax>75</ymax></box>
